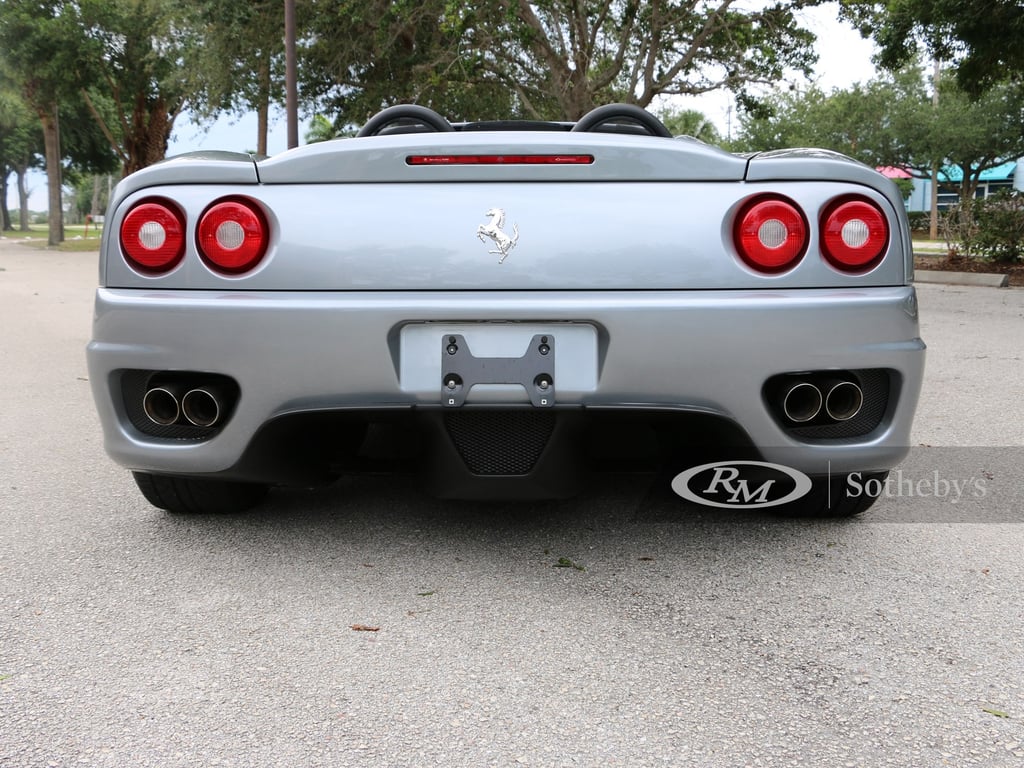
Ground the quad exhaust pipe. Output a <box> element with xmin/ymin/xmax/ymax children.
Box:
<box><xmin>142</xmin><ymin>386</ymin><xmax>182</xmax><ymax>426</ymax></box>
<box><xmin>780</xmin><ymin>376</ymin><xmax>863</xmax><ymax>424</ymax></box>
<box><xmin>142</xmin><ymin>382</ymin><xmax>228</xmax><ymax>428</ymax></box>
<box><xmin>181</xmin><ymin>388</ymin><xmax>222</xmax><ymax>428</ymax></box>
<box><xmin>822</xmin><ymin>380</ymin><xmax>863</xmax><ymax>422</ymax></box>
<box><xmin>781</xmin><ymin>381</ymin><xmax>822</xmax><ymax>423</ymax></box>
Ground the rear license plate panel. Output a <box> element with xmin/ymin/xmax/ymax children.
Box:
<box><xmin>399</xmin><ymin>323</ymin><xmax>598</xmax><ymax>404</ymax></box>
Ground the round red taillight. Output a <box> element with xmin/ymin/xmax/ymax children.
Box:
<box><xmin>734</xmin><ymin>196</ymin><xmax>808</xmax><ymax>273</ymax></box>
<box><xmin>120</xmin><ymin>200</ymin><xmax>186</xmax><ymax>274</ymax></box>
<box><xmin>821</xmin><ymin>197</ymin><xmax>889</xmax><ymax>272</ymax></box>
<box><xmin>197</xmin><ymin>198</ymin><xmax>269</xmax><ymax>274</ymax></box>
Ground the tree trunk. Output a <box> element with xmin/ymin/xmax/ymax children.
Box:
<box><xmin>257</xmin><ymin>55</ymin><xmax>270</xmax><ymax>156</ymax></box>
<box><xmin>16</xmin><ymin>165</ymin><xmax>31</xmax><ymax>231</ymax></box>
<box><xmin>123</xmin><ymin>95</ymin><xmax>175</xmax><ymax>176</ymax></box>
<box><xmin>929</xmin><ymin>164</ymin><xmax>938</xmax><ymax>241</ymax></box>
<box><xmin>1</xmin><ymin>169</ymin><xmax>11</xmax><ymax>231</ymax></box>
<box><xmin>564</xmin><ymin>88</ymin><xmax>596</xmax><ymax>121</ymax></box>
<box><xmin>957</xmin><ymin>168</ymin><xmax>981</xmax><ymax>218</ymax></box>
<box><xmin>91</xmin><ymin>175</ymin><xmax>102</xmax><ymax>217</ymax></box>
<box><xmin>41</xmin><ymin>103</ymin><xmax>63</xmax><ymax>246</ymax></box>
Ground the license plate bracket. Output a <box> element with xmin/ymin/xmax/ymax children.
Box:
<box><xmin>441</xmin><ymin>333</ymin><xmax>555</xmax><ymax>407</ymax></box>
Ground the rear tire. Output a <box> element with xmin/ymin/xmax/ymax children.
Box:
<box><xmin>132</xmin><ymin>472</ymin><xmax>268</xmax><ymax>514</ymax></box>
<box><xmin>777</xmin><ymin>471</ymin><xmax>889</xmax><ymax>518</ymax></box>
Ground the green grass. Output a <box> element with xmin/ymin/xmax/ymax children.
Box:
<box><xmin>4</xmin><ymin>225</ymin><xmax>102</xmax><ymax>252</ymax></box>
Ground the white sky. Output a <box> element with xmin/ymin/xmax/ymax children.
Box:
<box><xmin>10</xmin><ymin>3</ymin><xmax>879</xmax><ymax>213</ymax></box>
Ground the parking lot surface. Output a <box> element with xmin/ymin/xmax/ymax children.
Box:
<box><xmin>2</xmin><ymin>241</ymin><xmax>1023</xmax><ymax>766</ymax></box>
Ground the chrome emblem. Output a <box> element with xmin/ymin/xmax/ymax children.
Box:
<box><xmin>476</xmin><ymin>208</ymin><xmax>519</xmax><ymax>263</ymax></box>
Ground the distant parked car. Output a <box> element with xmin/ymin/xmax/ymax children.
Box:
<box><xmin>87</xmin><ymin>104</ymin><xmax>925</xmax><ymax>516</ymax></box>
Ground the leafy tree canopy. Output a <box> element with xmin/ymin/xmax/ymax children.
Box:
<box><xmin>841</xmin><ymin>0</ymin><xmax>1024</xmax><ymax>95</ymax></box>
<box><xmin>303</xmin><ymin>0</ymin><xmax>823</xmax><ymax>126</ymax></box>
<box><xmin>190</xmin><ymin>0</ymin><xmax>313</xmax><ymax>154</ymax></box>
<box><xmin>0</xmin><ymin>84</ymin><xmax>41</xmax><ymax>169</ymax></box>
<box><xmin>0</xmin><ymin>0</ymin><xmax>116</xmax><ymax>242</ymax></box>
<box><xmin>76</xmin><ymin>0</ymin><xmax>208</xmax><ymax>175</ymax></box>
<box><xmin>0</xmin><ymin>84</ymin><xmax>41</xmax><ymax>230</ymax></box>
<box><xmin>0</xmin><ymin>0</ymin><xmax>83</xmax><ymax>111</ymax></box>
<box><xmin>732</xmin><ymin>67</ymin><xmax>925</xmax><ymax>166</ymax></box>
<box><xmin>735</xmin><ymin>63</ymin><xmax>1024</xmax><ymax>207</ymax></box>
<box><xmin>303</xmin><ymin>0</ymin><xmax>516</xmax><ymax>128</ymax></box>
<box><xmin>474</xmin><ymin>0</ymin><xmax>820</xmax><ymax>119</ymax></box>
<box><xmin>657</xmin><ymin>107</ymin><xmax>722</xmax><ymax>144</ymax></box>
<box><xmin>304</xmin><ymin>114</ymin><xmax>339</xmax><ymax>144</ymax></box>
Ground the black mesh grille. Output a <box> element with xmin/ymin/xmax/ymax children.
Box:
<box><xmin>444</xmin><ymin>410</ymin><xmax>555</xmax><ymax>475</ymax></box>
<box><xmin>785</xmin><ymin>369</ymin><xmax>892</xmax><ymax>441</ymax></box>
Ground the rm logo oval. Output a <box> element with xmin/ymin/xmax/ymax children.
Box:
<box><xmin>671</xmin><ymin>461</ymin><xmax>813</xmax><ymax>509</ymax></box>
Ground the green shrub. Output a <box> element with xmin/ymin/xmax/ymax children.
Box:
<box><xmin>940</xmin><ymin>205</ymin><xmax>979</xmax><ymax>257</ymax></box>
<box><xmin>973</xmin><ymin>191</ymin><xmax>1024</xmax><ymax>263</ymax></box>
<box><xmin>906</xmin><ymin>211</ymin><xmax>929</xmax><ymax>232</ymax></box>
<box><xmin>941</xmin><ymin>192</ymin><xmax>1024</xmax><ymax>263</ymax></box>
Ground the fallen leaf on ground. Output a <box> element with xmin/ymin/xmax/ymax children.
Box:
<box><xmin>554</xmin><ymin>557</ymin><xmax>586</xmax><ymax>571</ymax></box>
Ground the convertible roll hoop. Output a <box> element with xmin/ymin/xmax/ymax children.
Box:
<box><xmin>570</xmin><ymin>103</ymin><xmax>674</xmax><ymax>138</ymax></box>
<box><xmin>355</xmin><ymin>104</ymin><xmax>454</xmax><ymax>137</ymax></box>
<box><xmin>355</xmin><ymin>102</ymin><xmax>673</xmax><ymax>137</ymax></box>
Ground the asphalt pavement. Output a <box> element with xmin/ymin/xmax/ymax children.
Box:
<box><xmin>1</xmin><ymin>240</ymin><xmax>1023</xmax><ymax>767</ymax></box>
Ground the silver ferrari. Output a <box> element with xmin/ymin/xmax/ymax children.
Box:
<box><xmin>87</xmin><ymin>104</ymin><xmax>925</xmax><ymax>516</ymax></box>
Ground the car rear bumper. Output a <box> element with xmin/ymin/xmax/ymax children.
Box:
<box><xmin>87</xmin><ymin>286</ymin><xmax>925</xmax><ymax>478</ymax></box>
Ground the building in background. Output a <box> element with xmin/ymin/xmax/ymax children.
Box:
<box><xmin>879</xmin><ymin>161</ymin><xmax>1022</xmax><ymax>213</ymax></box>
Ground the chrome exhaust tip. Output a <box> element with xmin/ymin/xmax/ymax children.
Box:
<box><xmin>824</xmin><ymin>380</ymin><xmax>864</xmax><ymax>422</ymax></box>
<box><xmin>781</xmin><ymin>381</ymin><xmax>823</xmax><ymax>423</ymax></box>
<box><xmin>181</xmin><ymin>388</ymin><xmax>221</xmax><ymax>428</ymax></box>
<box><xmin>142</xmin><ymin>387</ymin><xmax>180</xmax><ymax>426</ymax></box>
